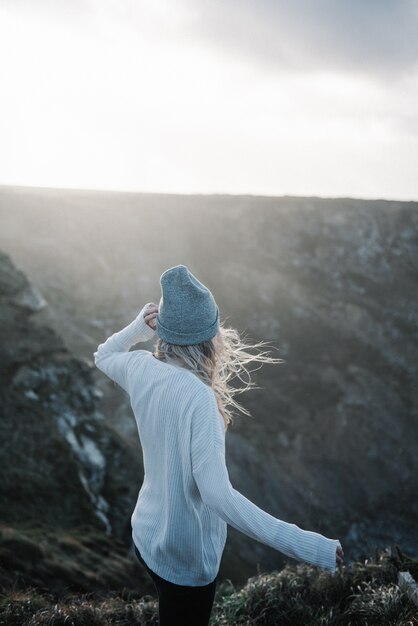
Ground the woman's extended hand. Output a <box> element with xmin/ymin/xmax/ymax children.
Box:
<box><xmin>143</xmin><ymin>302</ymin><xmax>159</xmax><ymax>330</ymax></box>
<box><xmin>336</xmin><ymin>544</ymin><xmax>344</xmax><ymax>568</ymax></box>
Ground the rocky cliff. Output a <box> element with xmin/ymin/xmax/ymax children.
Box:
<box><xmin>0</xmin><ymin>185</ymin><xmax>417</xmax><ymax>586</ymax></box>
<box><xmin>0</xmin><ymin>249</ymin><xmax>153</xmax><ymax>595</ymax></box>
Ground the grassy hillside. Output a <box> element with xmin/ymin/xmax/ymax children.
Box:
<box><xmin>1</xmin><ymin>547</ymin><xmax>417</xmax><ymax>625</ymax></box>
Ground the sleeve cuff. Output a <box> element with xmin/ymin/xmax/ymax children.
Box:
<box><xmin>134</xmin><ymin>302</ymin><xmax>157</xmax><ymax>342</ymax></box>
<box><xmin>316</xmin><ymin>535</ymin><xmax>341</xmax><ymax>573</ymax></box>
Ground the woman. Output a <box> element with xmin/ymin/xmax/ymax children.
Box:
<box><xmin>94</xmin><ymin>264</ymin><xmax>344</xmax><ymax>626</ymax></box>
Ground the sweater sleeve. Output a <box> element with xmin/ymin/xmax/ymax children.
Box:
<box><xmin>191</xmin><ymin>387</ymin><xmax>341</xmax><ymax>574</ymax></box>
<box><xmin>93</xmin><ymin>302</ymin><xmax>156</xmax><ymax>393</ymax></box>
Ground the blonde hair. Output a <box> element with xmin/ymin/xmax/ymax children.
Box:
<box><xmin>153</xmin><ymin>319</ymin><xmax>284</xmax><ymax>431</ymax></box>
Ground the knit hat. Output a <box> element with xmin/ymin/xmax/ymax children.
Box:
<box><xmin>156</xmin><ymin>264</ymin><xmax>220</xmax><ymax>345</ymax></box>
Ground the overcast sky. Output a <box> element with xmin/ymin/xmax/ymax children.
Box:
<box><xmin>0</xmin><ymin>0</ymin><xmax>417</xmax><ymax>200</ymax></box>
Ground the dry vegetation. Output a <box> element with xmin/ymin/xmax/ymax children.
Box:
<box><xmin>1</xmin><ymin>547</ymin><xmax>417</xmax><ymax>625</ymax></box>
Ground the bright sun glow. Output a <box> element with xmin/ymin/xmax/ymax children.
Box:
<box><xmin>0</xmin><ymin>1</ymin><xmax>417</xmax><ymax>199</ymax></box>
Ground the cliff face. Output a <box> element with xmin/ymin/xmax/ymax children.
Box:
<box><xmin>0</xmin><ymin>249</ymin><xmax>152</xmax><ymax>594</ymax></box>
<box><xmin>0</xmin><ymin>186</ymin><xmax>417</xmax><ymax>586</ymax></box>
<box><xmin>213</xmin><ymin>198</ymin><xmax>418</xmax><ymax>576</ymax></box>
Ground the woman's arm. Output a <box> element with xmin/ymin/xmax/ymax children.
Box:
<box><xmin>191</xmin><ymin>387</ymin><xmax>342</xmax><ymax>573</ymax></box>
<box><xmin>93</xmin><ymin>302</ymin><xmax>156</xmax><ymax>392</ymax></box>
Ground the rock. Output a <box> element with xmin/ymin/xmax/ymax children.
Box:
<box><xmin>0</xmin><ymin>250</ymin><xmax>147</xmax><ymax>593</ymax></box>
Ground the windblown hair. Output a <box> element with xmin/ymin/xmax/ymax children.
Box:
<box><xmin>153</xmin><ymin>320</ymin><xmax>284</xmax><ymax>431</ymax></box>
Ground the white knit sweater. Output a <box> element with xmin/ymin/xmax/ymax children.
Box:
<box><xmin>93</xmin><ymin>303</ymin><xmax>341</xmax><ymax>586</ymax></box>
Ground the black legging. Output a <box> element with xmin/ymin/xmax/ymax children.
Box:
<box><xmin>134</xmin><ymin>545</ymin><xmax>218</xmax><ymax>626</ymax></box>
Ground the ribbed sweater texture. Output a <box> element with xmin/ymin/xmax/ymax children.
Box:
<box><xmin>94</xmin><ymin>303</ymin><xmax>341</xmax><ymax>586</ymax></box>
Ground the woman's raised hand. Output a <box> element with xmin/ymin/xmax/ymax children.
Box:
<box><xmin>143</xmin><ymin>302</ymin><xmax>159</xmax><ymax>330</ymax></box>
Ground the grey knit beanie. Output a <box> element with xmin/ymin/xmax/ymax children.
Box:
<box><xmin>156</xmin><ymin>264</ymin><xmax>220</xmax><ymax>345</ymax></box>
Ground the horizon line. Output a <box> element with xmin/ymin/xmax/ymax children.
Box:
<box><xmin>0</xmin><ymin>182</ymin><xmax>417</xmax><ymax>204</ymax></box>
